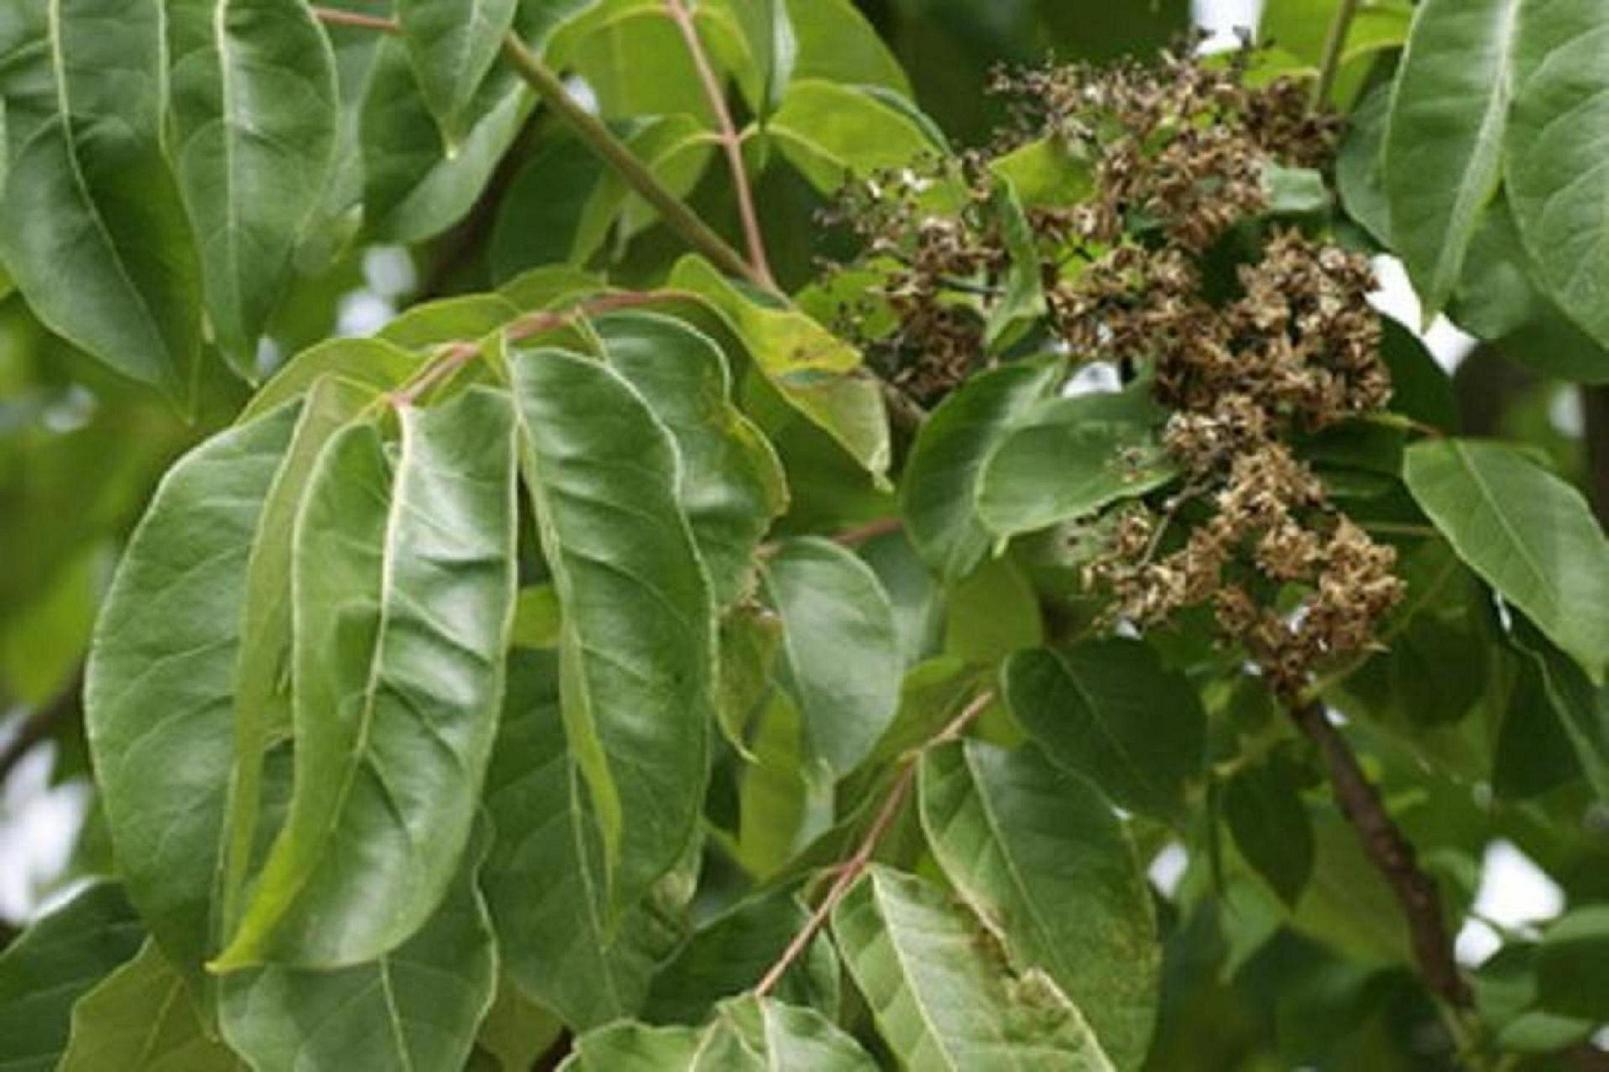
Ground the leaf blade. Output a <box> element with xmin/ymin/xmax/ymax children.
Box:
<box><xmin>1404</xmin><ymin>439</ymin><xmax>1609</xmax><ymax>683</ymax></box>
<box><xmin>218</xmin><ymin>387</ymin><xmax>520</xmax><ymax>969</ymax></box>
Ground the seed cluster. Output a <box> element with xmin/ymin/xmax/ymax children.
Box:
<box><xmin>833</xmin><ymin>42</ymin><xmax>1403</xmax><ymax>696</ymax></box>
<box><xmin>1033</xmin><ymin>53</ymin><xmax>1402</xmax><ymax>697</ymax></box>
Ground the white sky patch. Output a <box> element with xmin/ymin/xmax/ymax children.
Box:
<box><xmin>1195</xmin><ymin>0</ymin><xmax>1264</xmax><ymax>52</ymax></box>
<box><xmin>1456</xmin><ymin>840</ymin><xmax>1566</xmax><ymax>967</ymax></box>
<box><xmin>1368</xmin><ymin>256</ymin><xmax>1479</xmax><ymax>374</ymax></box>
<box><xmin>363</xmin><ymin>245</ymin><xmax>419</xmax><ymax>300</ymax></box>
<box><xmin>337</xmin><ymin>291</ymin><xmax>397</xmax><ymax>337</ymax></box>
<box><xmin>1149</xmin><ymin>842</ymin><xmax>1190</xmax><ymax>897</ymax></box>
<box><xmin>0</xmin><ymin>741</ymin><xmax>90</xmax><ymax>923</ymax></box>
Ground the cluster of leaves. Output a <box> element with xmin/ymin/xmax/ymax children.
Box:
<box><xmin>0</xmin><ymin>0</ymin><xmax>1607</xmax><ymax>1071</ymax></box>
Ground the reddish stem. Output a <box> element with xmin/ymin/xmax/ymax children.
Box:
<box><xmin>309</xmin><ymin>5</ymin><xmax>398</xmax><ymax>33</ymax></box>
<box><xmin>663</xmin><ymin>0</ymin><xmax>778</xmax><ymax>291</ymax></box>
<box><xmin>752</xmin><ymin>690</ymin><xmax>994</xmax><ymax>998</ymax></box>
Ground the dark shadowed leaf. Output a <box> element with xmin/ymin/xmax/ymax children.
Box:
<box><xmin>483</xmin><ymin>651</ymin><xmax>696</xmax><ymax>1029</ymax></box>
<box><xmin>0</xmin><ymin>883</ymin><xmax>144</xmax><ymax>1072</ymax></box>
<box><xmin>1223</xmin><ymin>752</ymin><xmax>1315</xmax><ymax>908</ymax></box>
<box><xmin>59</xmin><ymin>942</ymin><xmax>242</xmax><ymax>1071</ymax></box>
<box><xmin>643</xmin><ymin>889</ymin><xmax>838</xmax><ymax>1025</ymax></box>
<box><xmin>1003</xmin><ymin>642</ymin><xmax>1205</xmax><ymax>823</ymax></box>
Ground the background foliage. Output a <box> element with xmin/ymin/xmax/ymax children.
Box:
<box><xmin>1</xmin><ymin>0</ymin><xmax>1607</xmax><ymax>1069</ymax></box>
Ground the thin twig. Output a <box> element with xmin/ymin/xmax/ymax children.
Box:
<box><xmin>1310</xmin><ymin>0</ymin><xmax>1361</xmax><ymax>111</ymax></box>
<box><xmin>498</xmin><ymin>33</ymin><xmax>763</xmax><ymax>286</ymax></box>
<box><xmin>1286</xmin><ymin>699</ymin><xmax>1471</xmax><ymax>1009</ymax></box>
<box><xmin>753</xmin><ymin>690</ymin><xmax>994</xmax><ymax>997</ymax></box>
<box><xmin>309</xmin><ymin>5</ymin><xmax>399</xmax><ymax>33</ymax></box>
<box><xmin>663</xmin><ymin>0</ymin><xmax>777</xmax><ymax>291</ymax></box>
<box><xmin>828</xmin><ymin>517</ymin><xmax>903</xmax><ymax>548</ymax></box>
<box><xmin>307</xmin><ymin>7</ymin><xmax>761</xmax><ymax>285</ymax></box>
<box><xmin>388</xmin><ymin>291</ymin><xmax>676</xmax><ymax>407</ymax></box>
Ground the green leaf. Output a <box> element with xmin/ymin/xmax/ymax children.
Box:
<box><xmin>1535</xmin><ymin>906</ymin><xmax>1609</xmax><ymax>1020</ymax></box>
<box><xmin>377</xmin><ymin>293</ymin><xmax>520</xmax><ymax>348</ymax></box>
<box><xmin>482</xmin><ymin>650</ymin><xmax>696</xmax><ymax>1028</ymax></box>
<box><xmin>1337</xmin><ymin>83</ymin><xmax>1391</xmax><ymax>245</ymax></box>
<box><xmin>1450</xmin><ymin>198</ymin><xmax>1609</xmax><ymax>384</ymax></box>
<box><xmin>361</xmin><ymin>37</ymin><xmax>531</xmax><ymax>243</ymax></box>
<box><xmin>58</xmin><ymin>942</ymin><xmax>242</xmax><ymax>1072</ymax></box>
<box><xmin>1223</xmin><ymin>753</ymin><xmax>1315</xmax><ymax>908</ymax></box>
<box><xmin>667</xmin><ymin>255</ymin><xmax>890</xmax><ymax>479</ymax></box>
<box><xmin>709</xmin><ymin>0</ymin><xmax>795</xmax><ymax>115</ymax></box>
<box><xmin>219</xmin><ymin>820</ymin><xmax>498</xmax><ymax>1071</ymax></box>
<box><xmin>216</xmin><ymin>377</ymin><xmax>375</xmax><ymax>935</ymax></box>
<box><xmin>86</xmin><ymin>404</ymin><xmax>300</xmax><ymax>972</ymax></box>
<box><xmin>1514</xmin><ymin>624</ymin><xmax>1609</xmax><ymax>802</ymax></box>
<box><xmin>562</xmin><ymin>996</ymin><xmax>876</xmax><ymax>1071</ymax></box>
<box><xmin>783</xmin><ymin>0</ymin><xmax>908</xmax><ymax>97</ymax></box>
<box><xmin>475</xmin><ymin>981</ymin><xmax>563</xmax><ymax>1072</ymax></box>
<box><xmin>990</xmin><ymin>139</ymin><xmax>1093</xmax><ymax>211</ymax></box>
<box><xmin>242</xmin><ymin>338</ymin><xmax>420</xmax><ymax>420</ymax></box>
<box><xmin>217</xmin><ymin>386</ymin><xmax>519</xmax><ymax>969</ymax></box>
<box><xmin>716</xmin><ymin>603</ymin><xmax>783</xmax><ymax>755</ymax></box>
<box><xmin>0</xmin><ymin>883</ymin><xmax>144</xmax><ymax>1072</ymax></box>
<box><xmin>901</xmin><ymin>358</ymin><xmax>1064</xmax><ymax>581</ymax></box>
<box><xmin>762</xmin><ymin>537</ymin><xmax>902</xmax><ymax>779</ymax></box>
<box><xmin>985</xmin><ymin>179</ymin><xmax>1048</xmax><ymax>348</ymax></box>
<box><xmin>509</xmin><ymin>346</ymin><xmax>715</xmax><ymax>916</ymax></box>
<box><xmin>942</xmin><ymin>555</ymin><xmax>1043</xmax><ymax>666</ymax></box>
<box><xmin>976</xmin><ymin>388</ymin><xmax>1178</xmax><ymax>543</ymax></box>
<box><xmin>0</xmin><ymin>0</ymin><xmax>202</xmax><ymax>399</ymax></box>
<box><xmin>643</xmin><ymin>889</ymin><xmax>839</xmax><ymax>1025</ymax></box>
<box><xmin>1404</xmin><ymin>439</ymin><xmax>1609</xmax><ymax>683</ymax></box>
<box><xmin>1506</xmin><ymin>0</ymin><xmax>1609</xmax><ymax>353</ymax></box>
<box><xmin>831</xmin><ymin>866</ymin><xmax>1117</xmax><ymax>1071</ymax></box>
<box><xmin>1002</xmin><ymin>642</ymin><xmax>1206</xmax><ymax>823</ymax></box>
<box><xmin>511</xmin><ymin>584</ymin><xmax>563</xmax><ymax>649</ymax></box>
<box><xmin>1383</xmin><ymin>0</ymin><xmax>1519</xmax><ymax>317</ymax></box>
<box><xmin>919</xmin><ymin>740</ymin><xmax>1159</xmax><ymax>1070</ymax></box>
<box><xmin>595</xmin><ymin>311</ymin><xmax>788</xmax><ymax>605</ymax></box>
<box><xmin>769</xmin><ymin>79</ymin><xmax>941</xmax><ymax>195</ymax></box>
<box><xmin>168</xmin><ymin>0</ymin><xmax>338</xmax><ymax>364</ymax></box>
<box><xmin>738</xmin><ymin>692</ymin><xmax>833</xmax><ymax>877</ymax></box>
<box><xmin>398</xmin><ymin>0</ymin><xmax>519</xmax><ymax>145</ymax></box>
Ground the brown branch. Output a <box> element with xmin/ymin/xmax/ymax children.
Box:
<box><xmin>0</xmin><ymin>668</ymin><xmax>84</xmax><ymax>787</ymax></box>
<box><xmin>1287</xmin><ymin>700</ymin><xmax>1471</xmax><ymax>1009</ymax></box>
<box><xmin>753</xmin><ymin>690</ymin><xmax>994</xmax><ymax>998</ymax></box>
<box><xmin>663</xmin><ymin>0</ymin><xmax>777</xmax><ymax>291</ymax></box>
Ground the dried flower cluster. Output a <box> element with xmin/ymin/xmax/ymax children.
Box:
<box><xmin>833</xmin><ymin>42</ymin><xmax>1401</xmax><ymax>695</ymax></box>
